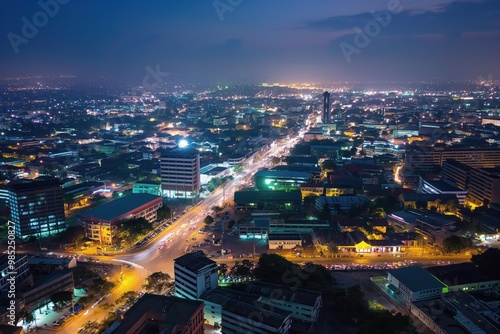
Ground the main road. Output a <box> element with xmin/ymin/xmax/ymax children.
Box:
<box><xmin>106</xmin><ymin>133</ymin><xmax>304</xmax><ymax>276</ymax></box>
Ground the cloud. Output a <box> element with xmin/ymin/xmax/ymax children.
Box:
<box><xmin>300</xmin><ymin>0</ymin><xmax>499</xmax><ymax>40</ymax></box>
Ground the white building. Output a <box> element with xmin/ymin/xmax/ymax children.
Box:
<box><xmin>246</xmin><ymin>282</ymin><xmax>322</xmax><ymax>323</ymax></box>
<box><xmin>160</xmin><ymin>148</ymin><xmax>200</xmax><ymax>199</ymax></box>
<box><xmin>222</xmin><ymin>299</ymin><xmax>292</xmax><ymax>334</ymax></box>
<box><xmin>387</xmin><ymin>266</ymin><xmax>447</xmax><ymax>302</ymax></box>
<box><xmin>174</xmin><ymin>251</ymin><xmax>218</xmax><ymax>300</ymax></box>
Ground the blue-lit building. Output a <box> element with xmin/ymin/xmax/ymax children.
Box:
<box><xmin>0</xmin><ymin>178</ymin><xmax>66</xmax><ymax>239</ymax></box>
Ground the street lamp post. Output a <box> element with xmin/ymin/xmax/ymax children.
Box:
<box><xmin>221</xmin><ymin>219</ymin><xmax>224</xmax><ymax>259</ymax></box>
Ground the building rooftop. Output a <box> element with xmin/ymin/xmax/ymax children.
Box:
<box><xmin>268</xmin><ymin>233</ymin><xmax>303</xmax><ymax>241</ymax></box>
<box><xmin>222</xmin><ymin>298</ymin><xmax>291</xmax><ymax>329</ymax></box>
<box><xmin>133</xmin><ymin>180</ymin><xmax>161</xmax><ymax>185</ymax></box>
<box><xmin>388</xmin><ymin>266</ymin><xmax>447</xmax><ymax>292</ymax></box>
<box><xmin>234</xmin><ymin>190</ymin><xmax>302</xmax><ymax>203</ymax></box>
<box><xmin>0</xmin><ymin>254</ymin><xmax>28</xmax><ymax>271</ymax></box>
<box><xmin>200</xmin><ymin>287</ymin><xmax>258</xmax><ymax>306</ymax></box>
<box><xmin>272</xmin><ymin>165</ymin><xmax>322</xmax><ymax>173</ymax></box>
<box><xmin>0</xmin><ymin>178</ymin><xmax>61</xmax><ymax>191</ymax></box>
<box><xmin>421</xmin><ymin>179</ymin><xmax>464</xmax><ymax>192</ymax></box>
<box><xmin>255</xmin><ymin>170</ymin><xmax>312</xmax><ymax>179</ymax></box>
<box><xmin>253</xmin><ymin>218</ymin><xmax>270</xmax><ymax>228</ymax></box>
<box><xmin>23</xmin><ymin>270</ymin><xmax>73</xmax><ymax>293</ymax></box>
<box><xmin>401</xmin><ymin>193</ymin><xmax>457</xmax><ymax>202</ymax></box>
<box><xmin>426</xmin><ymin>262</ymin><xmax>490</xmax><ymax>286</ymax></box>
<box><xmin>63</xmin><ymin>181</ymin><xmax>105</xmax><ymax>195</ymax></box>
<box><xmin>317</xmin><ymin>195</ymin><xmax>369</xmax><ymax>205</ymax></box>
<box><xmin>246</xmin><ymin>281</ymin><xmax>321</xmax><ymax>307</ymax></box>
<box><xmin>174</xmin><ymin>251</ymin><xmax>216</xmax><ymax>273</ymax></box>
<box><xmin>80</xmin><ymin>193</ymin><xmax>162</xmax><ymax>222</ymax></box>
<box><xmin>113</xmin><ymin>294</ymin><xmax>203</xmax><ymax>333</ymax></box>
<box><xmin>442</xmin><ymin>159</ymin><xmax>472</xmax><ymax>171</ymax></box>
<box><xmin>205</xmin><ymin>166</ymin><xmax>228</xmax><ymax>175</ymax></box>
<box><xmin>28</xmin><ymin>257</ymin><xmax>73</xmax><ymax>267</ymax></box>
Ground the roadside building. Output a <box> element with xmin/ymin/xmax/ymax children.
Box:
<box><xmin>234</xmin><ymin>190</ymin><xmax>302</xmax><ymax>214</ymax></box>
<box><xmin>21</xmin><ymin>270</ymin><xmax>74</xmax><ymax>312</ymax></box>
<box><xmin>132</xmin><ymin>181</ymin><xmax>162</xmax><ymax>197</ymax></box>
<box><xmin>255</xmin><ymin>170</ymin><xmax>311</xmax><ymax>191</ymax></box>
<box><xmin>79</xmin><ymin>193</ymin><xmax>162</xmax><ymax>245</ymax></box>
<box><xmin>222</xmin><ymin>298</ymin><xmax>292</xmax><ymax>334</ymax></box>
<box><xmin>111</xmin><ymin>294</ymin><xmax>204</xmax><ymax>334</ymax></box>
<box><xmin>245</xmin><ymin>282</ymin><xmax>322</xmax><ymax>323</ymax></box>
<box><xmin>386</xmin><ymin>266</ymin><xmax>448</xmax><ymax>302</ymax></box>
<box><xmin>62</xmin><ymin>181</ymin><xmax>105</xmax><ymax>210</ymax></box>
<box><xmin>426</xmin><ymin>262</ymin><xmax>500</xmax><ymax>292</ymax></box>
<box><xmin>268</xmin><ymin>233</ymin><xmax>303</xmax><ymax>250</ymax></box>
<box><xmin>418</xmin><ymin>177</ymin><xmax>467</xmax><ymax>204</ymax></box>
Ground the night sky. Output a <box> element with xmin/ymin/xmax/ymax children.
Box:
<box><xmin>1</xmin><ymin>0</ymin><xmax>499</xmax><ymax>84</ymax></box>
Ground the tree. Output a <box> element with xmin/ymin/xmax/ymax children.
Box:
<box><xmin>415</xmin><ymin>200</ymin><xmax>427</xmax><ymax>209</ymax></box>
<box><xmin>58</xmin><ymin>225</ymin><xmax>86</xmax><ymax>247</ymax></box>
<box><xmin>444</xmin><ymin>198</ymin><xmax>459</xmax><ymax>213</ymax></box>
<box><xmin>321</xmin><ymin>159</ymin><xmax>336</xmax><ymax>171</ymax></box>
<box><xmin>212</xmin><ymin>206</ymin><xmax>223</xmax><ymax>214</ymax></box>
<box><xmin>204</xmin><ymin>215</ymin><xmax>214</xmax><ymax>225</ymax></box>
<box><xmin>471</xmin><ymin>248</ymin><xmax>500</xmax><ymax>279</ymax></box>
<box><xmin>254</xmin><ymin>253</ymin><xmax>295</xmax><ymax>285</ymax></box>
<box><xmin>227</xmin><ymin>220</ymin><xmax>236</xmax><ymax>229</ymax></box>
<box><xmin>318</xmin><ymin>204</ymin><xmax>332</xmax><ymax>220</ymax></box>
<box><xmin>51</xmin><ymin>290</ymin><xmax>73</xmax><ymax>307</ymax></box>
<box><xmin>143</xmin><ymin>272</ymin><xmax>174</xmax><ymax>295</ymax></box>
<box><xmin>156</xmin><ymin>205</ymin><xmax>171</xmax><ymax>220</ymax></box>
<box><xmin>232</xmin><ymin>260</ymin><xmax>253</xmax><ymax>277</ymax></box>
<box><xmin>303</xmin><ymin>195</ymin><xmax>318</xmax><ymax>207</ymax></box>
<box><xmin>271</xmin><ymin>157</ymin><xmax>281</xmax><ymax>166</ymax></box>
<box><xmin>99</xmin><ymin>302</ymin><xmax>114</xmax><ymax>311</ymax></box>
<box><xmin>91</xmin><ymin>277</ymin><xmax>115</xmax><ymax>294</ymax></box>
<box><xmin>116</xmin><ymin>291</ymin><xmax>139</xmax><ymax>307</ymax></box>
<box><xmin>442</xmin><ymin>235</ymin><xmax>463</xmax><ymax>253</ymax></box>
<box><xmin>327</xmin><ymin>242</ymin><xmax>339</xmax><ymax>256</ymax></box>
<box><xmin>218</xmin><ymin>263</ymin><xmax>228</xmax><ymax>277</ymax></box>
<box><xmin>117</xmin><ymin>217</ymin><xmax>153</xmax><ymax>245</ymax></box>
<box><xmin>18</xmin><ymin>308</ymin><xmax>36</xmax><ymax>328</ymax></box>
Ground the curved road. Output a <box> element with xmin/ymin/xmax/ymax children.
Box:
<box><xmin>109</xmin><ymin>134</ymin><xmax>303</xmax><ymax>276</ymax></box>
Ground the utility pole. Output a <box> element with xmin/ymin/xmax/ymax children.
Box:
<box><xmin>221</xmin><ymin>219</ymin><xmax>224</xmax><ymax>259</ymax></box>
<box><xmin>253</xmin><ymin>236</ymin><xmax>256</xmax><ymax>258</ymax></box>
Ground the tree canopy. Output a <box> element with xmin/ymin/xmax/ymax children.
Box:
<box><xmin>442</xmin><ymin>235</ymin><xmax>463</xmax><ymax>253</ymax></box>
<box><xmin>471</xmin><ymin>248</ymin><xmax>500</xmax><ymax>279</ymax></box>
<box><xmin>117</xmin><ymin>217</ymin><xmax>153</xmax><ymax>245</ymax></box>
<box><xmin>143</xmin><ymin>272</ymin><xmax>174</xmax><ymax>295</ymax></box>
<box><xmin>204</xmin><ymin>215</ymin><xmax>214</xmax><ymax>225</ymax></box>
<box><xmin>51</xmin><ymin>290</ymin><xmax>73</xmax><ymax>307</ymax></box>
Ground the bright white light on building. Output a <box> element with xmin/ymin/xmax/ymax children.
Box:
<box><xmin>179</xmin><ymin>139</ymin><xmax>189</xmax><ymax>148</ymax></box>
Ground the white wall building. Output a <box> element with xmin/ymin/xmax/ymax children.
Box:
<box><xmin>174</xmin><ymin>251</ymin><xmax>218</xmax><ymax>300</ymax></box>
<box><xmin>160</xmin><ymin>148</ymin><xmax>200</xmax><ymax>199</ymax></box>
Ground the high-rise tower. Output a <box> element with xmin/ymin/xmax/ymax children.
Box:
<box><xmin>0</xmin><ymin>178</ymin><xmax>66</xmax><ymax>239</ymax></box>
<box><xmin>323</xmin><ymin>91</ymin><xmax>331</xmax><ymax>123</ymax></box>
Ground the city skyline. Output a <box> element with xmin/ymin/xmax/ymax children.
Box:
<box><xmin>1</xmin><ymin>0</ymin><xmax>499</xmax><ymax>84</ymax></box>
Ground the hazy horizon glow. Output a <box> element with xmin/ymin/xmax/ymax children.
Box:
<box><xmin>1</xmin><ymin>0</ymin><xmax>499</xmax><ymax>85</ymax></box>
